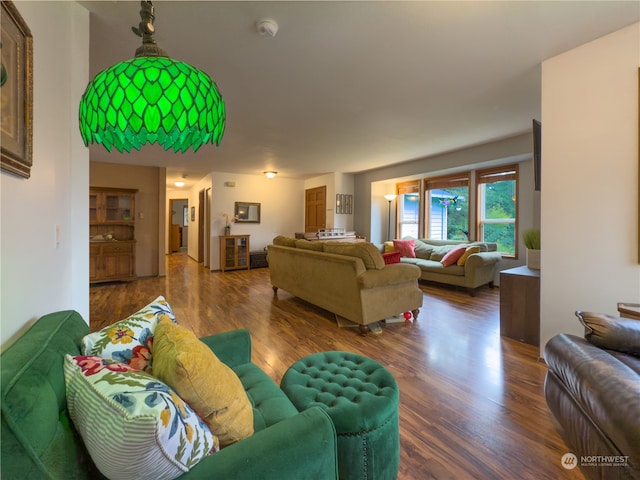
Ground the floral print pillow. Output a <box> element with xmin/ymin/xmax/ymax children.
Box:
<box><xmin>64</xmin><ymin>354</ymin><xmax>218</xmax><ymax>480</ymax></box>
<box><xmin>81</xmin><ymin>296</ymin><xmax>177</xmax><ymax>372</ymax></box>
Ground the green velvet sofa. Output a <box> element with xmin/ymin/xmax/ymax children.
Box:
<box><xmin>1</xmin><ymin>310</ymin><xmax>339</xmax><ymax>479</ymax></box>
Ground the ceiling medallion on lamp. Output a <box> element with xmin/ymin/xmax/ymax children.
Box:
<box><xmin>78</xmin><ymin>1</ymin><xmax>225</xmax><ymax>153</ymax></box>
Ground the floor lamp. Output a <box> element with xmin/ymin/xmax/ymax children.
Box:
<box><xmin>384</xmin><ymin>194</ymin><xmax>397</xmax><ymax>241</ymax></box>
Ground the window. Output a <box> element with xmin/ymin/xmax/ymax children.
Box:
<box><xmin>476</xmin><ymin>165</ymin><xmax>518</xmax><ymax>256</ymax></box>
<box><xmin>425</xmin><ymin>173</ymin><xmax>470</xmax><ymax>241</ymax></box>
<box><xmin>397</xmin><ymin>181</ymin><xmax>420</xmax><ymax>239</ymax></box>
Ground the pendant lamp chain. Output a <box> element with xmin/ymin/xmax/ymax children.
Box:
<box><xmin>132</xmin><ymin>1</ymin><xmax>167</xmax><ymax>58</ymax></box>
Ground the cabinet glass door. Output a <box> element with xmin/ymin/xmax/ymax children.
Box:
<box><xmin>237</xmin><ymin>237</ymin><xmax>247</xmax><ymax>267</ymax></box>
<box><xmin>224</xmin><ymin>237</ymin><xmax>236</xmax><ymax>269</ymax></box>
<box><xmin>89</xmin><ymin>194</ymin><xmax>98</xmax><ymax>222</ymax></box>
<box><xmin>105</xmin><ymin>195</ymin><xmax>132</xmax><ymax>222</ymax></box>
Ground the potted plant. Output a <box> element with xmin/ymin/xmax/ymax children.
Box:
<box><xmin>222</xmin><ymin>213</ymin><xmax>237</xmax><ymax>235</ymax></box>
<box><xmin>522</xmin><ymin>228</ymin><xmax>541</xmax><ymax>270</ymax></box>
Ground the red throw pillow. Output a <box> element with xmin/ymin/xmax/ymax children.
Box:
<box><xmin>393</xmin><ymin>239</ymin><xmax>416</xmax><ymax>258</ymax></box>
<box><xmin>382</xmin><ymin>251</ymin><xmax>401</xmax><ymax>265</ymax></box>
<box><xmin>440</xmin><ymin>246</ymin><xmax>466</xmax><ymax>267</ymax></box>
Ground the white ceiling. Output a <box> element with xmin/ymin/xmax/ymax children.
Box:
<box><xmin>80</xmin><ymin>1</ymin><xmax>639</xmax><ymax>191</ymax></box>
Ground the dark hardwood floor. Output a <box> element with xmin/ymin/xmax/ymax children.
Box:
<box><xmin>90</xmin><ymin>253</ymin><xmax>583</xmax><ymax>480</ymax></box>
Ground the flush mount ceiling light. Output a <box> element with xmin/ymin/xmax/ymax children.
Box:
<box><xmin>79</xmin><ymin>1</ymin><xmax>225</xmax><ymax>153</ymax></box>
<box><xmin>264</xmin><ymin>171</ymin><xmax>277</xmax><ymax>179</ymax></box>
<box><xmin>174</xmin><ymin>181</ymin><xmax>185</xmax><ymax>187</ymax></box>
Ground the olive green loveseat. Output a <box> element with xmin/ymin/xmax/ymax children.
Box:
<box><xmin>1</xmin><ymin>310</ymin><xmax>338</xmax><ymax>479</ymax></box>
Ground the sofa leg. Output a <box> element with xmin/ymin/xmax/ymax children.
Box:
<box><xmin>411</xmin><ymin>309</ymin><xmax>419</xmax><ymax>321</ymax></box>
<box><xmin>272</xmin><ymin>286</ymin><xmax>278</xmax><ymax>294</ymax></box>
<box><xmin>488</xmin><ymin>281</ymin><xmax>495</xmax><ymax>289</ymax></box>
<box><xmin>468</xmin><ymin>288</ymin><xmax>477</xmax><ymax>297</ymax></box>
<box><xmin>359</xmin><ymin>325</ymin><xmax>370</xmax><ymax>335</ymax></box>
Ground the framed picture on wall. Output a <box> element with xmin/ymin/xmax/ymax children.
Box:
<box><xmin>1</xmin><ymin>1</ymin><xmax>33</xmax><ymax>179</ymax></box>
<box><xmin>191</xmin><ymin>206</ymin><xmax>195</xmax><ymax>222</ymax></box>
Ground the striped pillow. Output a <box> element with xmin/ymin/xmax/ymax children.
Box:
<box><xmin>64</xmin><ymin>355</ymin><xmax>218</xmax><ymax>480</ymax></box>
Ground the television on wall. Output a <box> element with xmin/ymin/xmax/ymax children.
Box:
<box><xmin>533</xmin><ymin>119</ymin><xmax>542</xmax><ymax>191</ymax></box>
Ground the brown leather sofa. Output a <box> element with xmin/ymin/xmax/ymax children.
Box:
<box><xmin>544</xmin><ymin>311</ymin><xmax>640</xmax><ymax>480</ymax></box>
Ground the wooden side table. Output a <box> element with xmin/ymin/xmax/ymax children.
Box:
<box><xmin>500</xmin><ymin>266</ymin><xmax>540</xmax><ymax>346</ymax></box>
<box><xmin>618</xmin><ymin>303</ymin><xmax>640</xmax><ymax>320</ymax></box>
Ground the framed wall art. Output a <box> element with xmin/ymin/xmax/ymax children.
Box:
<box><xmin>335</xmin><ymin>194</ymin><xmax>353</xmax><ymax>215</ymax></box>
<box><xmin>1</xmin><ymin>1</ymin><xmax>33</xmax><ymax>179</ymax></box>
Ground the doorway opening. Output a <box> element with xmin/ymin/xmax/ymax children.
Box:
<box><xmin>169</xmin><ymin>198</ymin><xmax>188</xmax><ymax>253</ymax></box>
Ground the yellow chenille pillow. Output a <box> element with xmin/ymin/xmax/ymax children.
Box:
<box><xmin>152</xmin><ymin>318</ymin><xmax>254</xmax><ymax>447</ymax></box>
<box><xmin>457</xmin><ymin>246</ymin><xmax>481</xmax><ymax>266</ymax></box>
<box><xmin>383</xmin><ymin>241</ymin><xmax>395</xmax><ymax>253</ymax></box>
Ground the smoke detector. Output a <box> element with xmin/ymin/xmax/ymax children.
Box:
<box><xmin>256</xmin><ymin>18</ymin><xmax>278</xmax><ymax>37</ymax></box>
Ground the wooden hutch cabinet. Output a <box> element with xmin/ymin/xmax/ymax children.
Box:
<box><xmin>220</xmin><ymin>235</ymin><xmax>250</xmax><ymax>272</ymax></box>
<box><xmin>89</xmin><ymin>187</ymin><xmax>137</xmax><ymax>283</ymax></box>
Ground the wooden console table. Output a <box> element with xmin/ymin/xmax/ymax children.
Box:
<box><xmin>500</xmin><ymin>266</ymin><xmax>540</xmax><ymax>346</ymax></box>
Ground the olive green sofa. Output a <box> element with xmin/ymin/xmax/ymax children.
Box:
<box><xmin>383</xmin><ymin>238</ymin><xmax>502</xmax><ymax>296</ymax></box>
<box><xmin>267</xmin><ymin>236</ymin><xmax>423</xmax><ymax>332</ymax></box>
<box><xmin>1</xmin><ymin>310</ymin><xmax>338</xmax><ymax>479</ymax></box>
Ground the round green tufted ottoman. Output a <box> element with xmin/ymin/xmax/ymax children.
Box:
<box><xmin>281</xmin><ymin>351</ymin><xmax>400</xmax><ymax>480</ymax></box>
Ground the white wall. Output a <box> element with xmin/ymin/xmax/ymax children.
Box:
<box><xmin>1</xmin><ymin>3</ymin><xmax>89</xmax><ymax>349</ymax></box>
<box><xmin>210</xmin><ymin>172</ymin><xmax>304</xmax><ymax>270</ymax></box>
<box><xmin>333</xmin><ymin>173</ymin><xmax>355</xmax><ymax>231</ymax></box>
<box><xmin>540</xmin><ymin>23</ymin><xmax>640</xmax><ymax>355</ymax></box>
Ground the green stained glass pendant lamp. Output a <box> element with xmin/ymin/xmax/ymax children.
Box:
<box><xmin>79</xmin><ymin>1</ymin><xmax>225</xmax><ymax>153</ymax></box>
